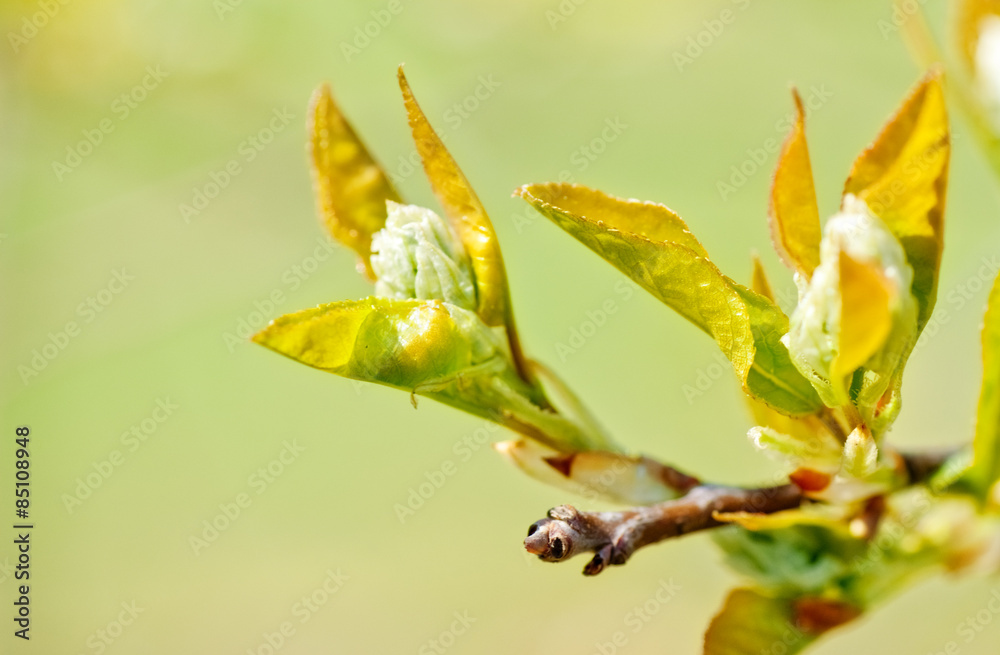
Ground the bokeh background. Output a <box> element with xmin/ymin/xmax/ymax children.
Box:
<box><xmin>2</xmin><ymin>0</ymin><xmax>1000</xmax><ymax>653</ymax></box>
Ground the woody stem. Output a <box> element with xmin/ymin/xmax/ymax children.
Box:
<box><xmin>523</xmin><ymin>446</ymin><xmax>959</xmax><ymax>576</ymax></box>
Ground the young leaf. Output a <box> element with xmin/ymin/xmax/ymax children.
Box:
<box><xmin>751</xmin><ymin>254</ymin><xmax>777</xmax><ymax>302</ymax></box>
<box><xmin>966</xmin><ymin>272</ymin><xmax>1000</xmax><ymax>495</ymax></box>
<box><xmin>252</xmin><ymin>298</ymin><xmax>602</xmax><ymax>452</ymax></box>
<box><xmin>518</xmin><ymin>182</ymin><xmax>822</xmax><ymax>416</ymax></box>
<box><xmin>713</xmin><ymin>505</ymin><xmax>852</xmax><ymax>532</ymax></box>
<box><xmin>744</xmin><ymin>257</ymin><xmax>829</xmax><ymax>436</ymax></box>
<box><xmin>831</xmin><ymin>252</ymin><xmax>893</xmax><ymax>394</ymax></box>
<box><xmin>704</xmin><ymin>588</ymin><xmax>813</xmax><ymax>655</ymax></box>
<box><xmin>516</xmin><ymin>183</ymin><xmax>708</xmax><ymax>257</ymax></box>
<box><xmin>397</xmin><ymin>67</ymin><xmax>512</xmax><ymax>330</ymax></box>
<box><xmin>843</xmin><ymin>70</ymin><xmax>950</xmax><ymax>333</ymax></box>
<box><xmin>309</xmin><ymin>84</ymin><xmax>401</xmax><ymax>279</ymax></box>
<box><xmin>252</xmin><ymin>297</ymin><xmax>501</xmax><ymax>390</ymax></box>
<box><xmin>733</xmin><ymin>285</ymin><xmax>825</xmax><ymax>416</ymax></box>
<box><xmin>769</xmin><ymin>89</ymin><xmax>822</xmax><ymax>279</ymax></box>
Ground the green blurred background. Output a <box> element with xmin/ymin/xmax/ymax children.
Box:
<box><xmin>2</xmin><ymin>0</ymin><xmax>1000</xmax><ymax>653</ymax></box>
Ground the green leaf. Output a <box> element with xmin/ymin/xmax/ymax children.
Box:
<box><xmin>309</xmin><ymin>83</ymin><xmax>401</xmax><ymax>279</ymax></box>
<box><xmin>843</xmin><ymin>70</ymin><xmax>950</xmax><ymax>333</ymax></box>
<box><xmin>733</xmin><ymin>285</ymin><xmax>825</xmax><ymax>416</ymax></box>
<box><xmin>713</xmin><ymin>526</ymin><xmax>858</xmax><ymax>594</ymax></box>
<box><xmin>704</xmin><ymin>588</ymin><xmax>813</xmax><ymax>655</ymax></box>
<box><xmin>769</xmin><ymin>89</ymin><xmax>822</xmax><ymax>279</ymax></box>
<box><xmin>252</xmin><ymin>297</ymin><xmax>606</xmax><ymax>452</ymax></box>
<box><xmin>397</xmin><ymin>67</ymin><xmax>513</xmax><ymax>330</ymax></box>
<box><xmin>966</xmin><ymin>272</ymin><xmax>1000</xmax><ymax>495</ymax></box>
<box><xmin>517</xmin><ymin>182</ymin><xmax>822</xmax><ymax>416</ymax></box>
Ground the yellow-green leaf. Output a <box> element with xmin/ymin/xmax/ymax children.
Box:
<box><xmin>309</xmin><ymin>83</ymin><xmax>401</xmax><ymax>279</ymax></box>
<box><xmin>769</xmin><ymin>89</ymin><xmax>821</xmax><ymax>279</ymax></box>
<box><xmin>713</xmin><ymin>505</ymin><xmax>852</xmax><ymax>532</ymax></box>
<box><xmin>252</xmin><ymin>297</ymin><xmax>495</xmax><ymax>390</ymax></box>
<box><xmin>397</xmin><ymin>67</ymin><xmax>511</xmax><ymax>329</ymax></box>
<box><xmin>751</xmin><ymin>254</ymin><xmax>777</xmax><ymax>302</ymax></box>
<box><xmin>518</xmin><ymin>182</ymin><xmax>822</xmax><ymax>416</ymax></box>
<box><xmin>831</xmin><ymin>252</ymin><xmax>893</xmax><ymax>386</ymax></box>
<box><xmin>517</xmin><ymin>183</ymin><xmax>743</xmax><ymax>346</ymax></box>
<box><xmin>843</xmin><ymin>71</ymin><xmax>950</xmax><ymax>332</ymax></box>
<box><xmin>744</xmin><ymin>256</ymin><xmax>824</xmax><ymax>439</ymax></box>
<box><xmin>516</xmin><ymin>183</ymin><xmax>708</xmax><ymax>257</ymax></box>
<box><xmin>734</xmin><ymin>285</ymin><xmax>824</xmax><ymax>416</ymax></box>
<box><xmin>253</xmin><ymin>297</ymin><xmax>602</xmax><ymax>452</ymax></box>
<box><xmin>967</xmin><ymin>272</ymin><xmax>1000</xmax><ymax>495</ymax></box>
<box><xmin>704</xmin><ymin>588</ymin><xmax>812</xmax><ymax>655</ymax></box>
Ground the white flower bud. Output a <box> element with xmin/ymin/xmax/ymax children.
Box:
<box><xmin>784</xmin><ymin>195</ymin><xmax>917</xmax><ymax>409</ymax></box>
<box><xmin>370</xmin><ymin>201</ymin><xmax>477</xmax><ymax>310</ymax></box>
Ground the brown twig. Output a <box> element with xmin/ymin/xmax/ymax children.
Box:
<box><xmin>523</xmin><ymin>448</ymin><xmax>958</xmax><ymax>575</ymax></box>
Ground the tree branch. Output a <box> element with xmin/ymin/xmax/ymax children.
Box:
<box><xmin>523</xmin><ymin>447</ymin><xmax>958</xmax><ymax>575</ymax></box>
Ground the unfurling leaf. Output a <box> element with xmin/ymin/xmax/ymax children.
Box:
<box><xmin>493</xmin><ymin>439</ymin><xmax>690</xmax><ymax>505</ymax></box>
<box><xmin>831</xmin><ymin>252</ymin><xmax>892</xmax><ymax>385</ymax></box>
<box><xmin>252</xmin><ymin>298</ymin><xmax>602</xmax><ymax>452</ymax></box>
<box><xmin>518</xmin><ymin>182</ymin><xmax>822</xmax><ymax>417</ymax></box>
<box><xmin>703</xmin><ymin>588</ymin><xmax>812</xmax><ymax>655</ymax></box>
<box><xmin>309</xmin><ymin>84</ymin><xmax>401</xmax><ymax>279</ymax></box>
<box><xmin>750</xmin><ymin>254</ymin><xmax>776</xmax><ymax>302</ymax></box>
<box><xmin>784</xmin><ymin>195</ymin><xmax>917</xmax><ymax>423</ymax></box>
<box><xmin>398</xmin><ymin>66</ymin><xmax>512</xmax><ymax>330</ymax></box>
<box><xmin>843</xmin><ymin>70</ymin><xmax>949</xmax><ymax>334</ymax></box>
<box><xmin>966</xmin><ymin>272</ymin><xmax>1000</xmax><ymax>496</ymax></box>
<box><xmin>370</xmin><ymin>201</ymin><xmax>477</xmax><ymax>310</ymax></box>
<box><xmin>769</xmin><ymin>89</ymin><xmax>822</xmax><ymax>279</ymax></box>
